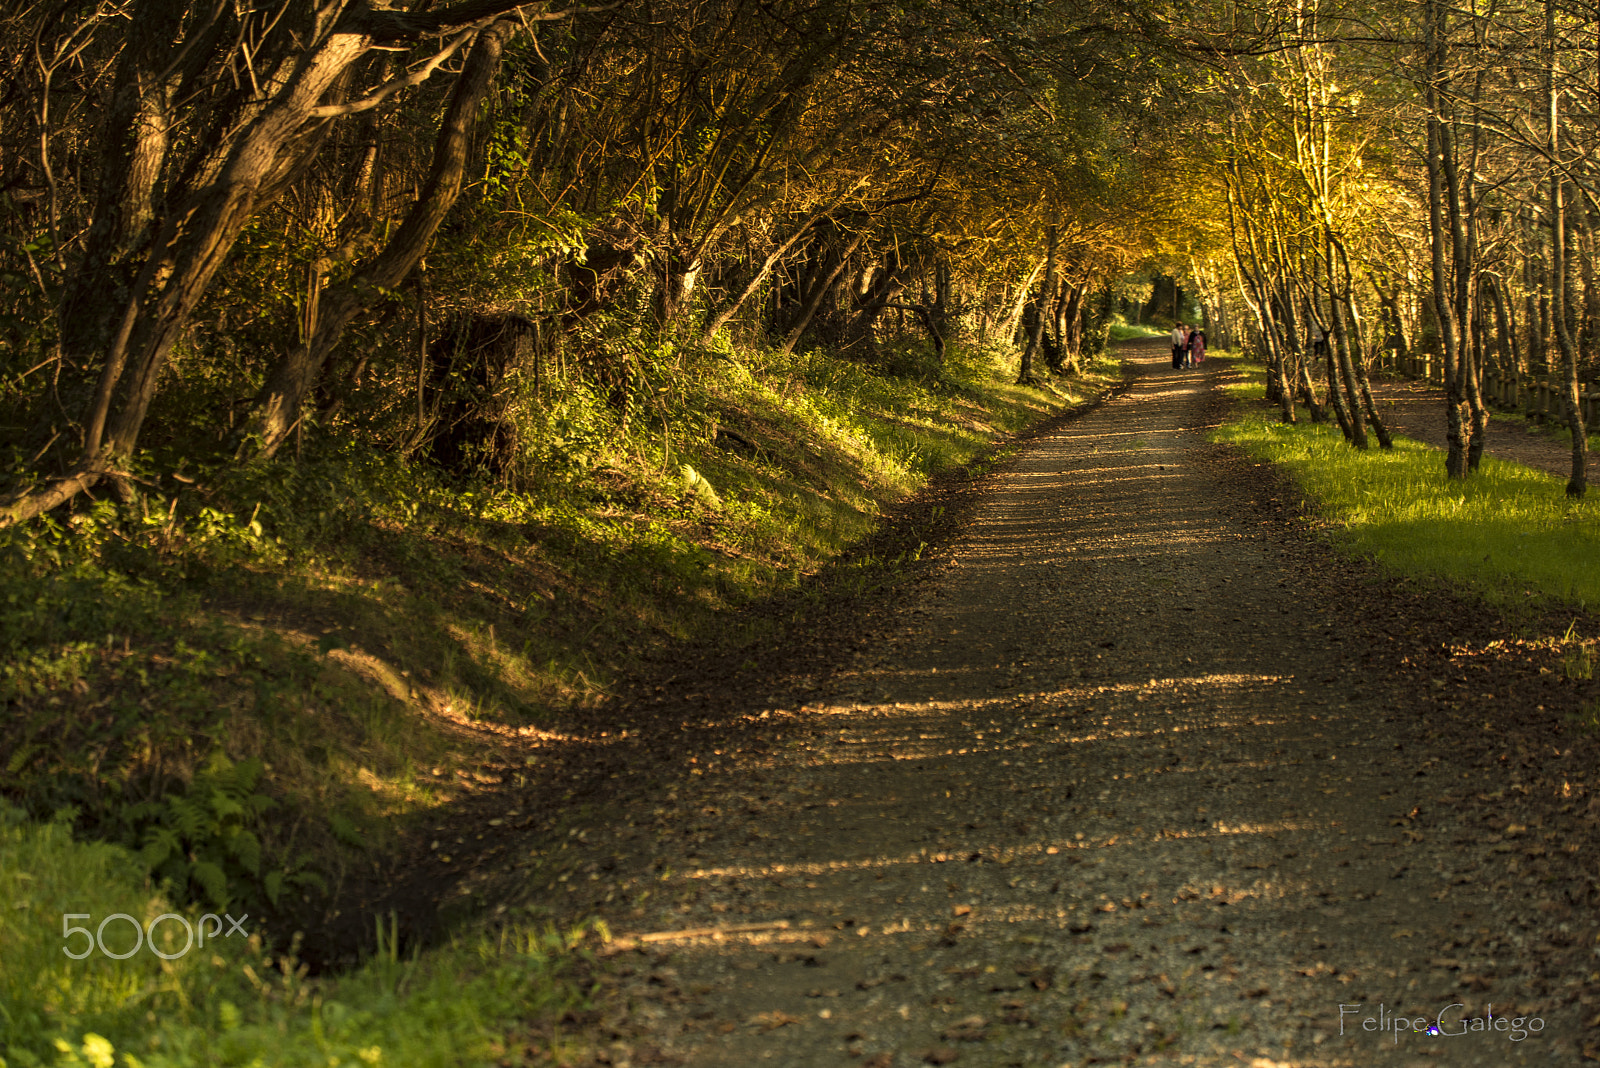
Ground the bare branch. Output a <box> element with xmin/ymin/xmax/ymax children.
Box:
<box><xmin>351</xmin><ymin>0</ymin><xmax>621</xmax><ymax>42</ymax></box>
<box><xmin>309</xmin><ymin>27</ymin><xmax>478</xmax><ymax>118</ymax></box>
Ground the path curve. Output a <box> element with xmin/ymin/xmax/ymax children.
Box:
<box><xmin>546</xmin><ymin>343</ymin><xmax>1583</xmax><ymax>1067</ymax></box>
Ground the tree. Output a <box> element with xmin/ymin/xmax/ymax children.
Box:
<box><xmin>0</xmin><ymin>0</ymin><xmax>592</xmax><ymax>526</ymax></box>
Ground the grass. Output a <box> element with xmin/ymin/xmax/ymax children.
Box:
<box><xmin>0</xmin><ymin>334</ymin><xmax>1119</xmax><ymax>1065</ymax></box>
<box><xmin>0</xmin><ymin>804</ymin><xmax>593</xmax><ymax>1067</ymax></box>
<box><xmin>1106</xmin><ymin>320</ymin><xmax>1169</xmax><ymax>341</ymax></box>
<box><xmin>2</xmin><ymin>342</ymin><xmax>1101</xmax><ymax>897</ymax></box>
<box><xmin>1214</xmin><ymin>358</ymin><xmax>1600</xmax><ymax>608</ymax></box>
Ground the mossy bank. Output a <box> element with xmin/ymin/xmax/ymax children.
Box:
<box><xmin>1</xmin><ymin>336</ymin><xmax>1119</xmax><ymax>1066</ymax></box>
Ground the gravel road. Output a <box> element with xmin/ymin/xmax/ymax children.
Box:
<box><xmin>521</xmin><ymin>342</ymin><xmax>1589</xmax><ymax>1068</ymax></box>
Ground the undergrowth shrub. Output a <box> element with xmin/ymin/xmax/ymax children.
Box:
<box><xmin>505</xmin><ymin>380</ymin><xmax>616</xmax><ymax>488</ymax></box>
<box><xmin>0</xmin><ymin>506</ymin><xmax>385</xmax><ymax>918</ymax></box>
<box><xmin>118</xmin><ymin>752</ymin><xmax>330</xmax><ymax>911</ymax></box>
<box><xmin>0</xmin><ymin>803</ymin><xmax>590</xmax><ymax>1067</ymax></box>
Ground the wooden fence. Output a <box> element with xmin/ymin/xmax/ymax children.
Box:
<box><xmin>1372</xmin><ymin>352</ymin><xmax>1600</xmax><ymax>427</ymax></box>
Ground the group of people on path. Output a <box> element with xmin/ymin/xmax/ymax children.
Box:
<box><xmin>1170</xmin><ymin>323</ymin><xmax>1205</xmax><ymax>369</ymax></box>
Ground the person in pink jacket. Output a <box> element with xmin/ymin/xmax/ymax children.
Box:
<box><xmin>1189</xmin><ymin>330</ymin><xmax>1206</xmax><ymax>365</ymax></box>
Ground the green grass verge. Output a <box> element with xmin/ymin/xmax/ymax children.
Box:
<box><xmin>1214</xmin><ymin>359</ymin><xmax>1600</xmax><ymax>608</ymax></box>
<box><xmin>0</xmin><ymin>337</ymin><xmax>1116</xmax><ymax>1065</ymax></box>
<box><xmin>1106</xmin><ymin>321</ymin><xmax>1168</xmax><ymax>341</ymax></box>
<box><xmin>0</xmin><ymin>804</ymin><xmax>593</xmax><ymax>1067</ymax></box>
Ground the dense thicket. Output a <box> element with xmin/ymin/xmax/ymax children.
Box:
<box><xmin>0</xmin><ymin>0</ymin><xmax>1188</xmax><ymax>524</ymax></box>
<box><xmin>7</xmin><ymin>0</ymin><xmax>1596</xmax><ymax>523</ymax></box>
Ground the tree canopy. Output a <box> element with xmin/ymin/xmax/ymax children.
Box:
<box><xmin>4</xmin><ymin>0</ymin><xmax>1600</xmax><ymax>516</ymax></box>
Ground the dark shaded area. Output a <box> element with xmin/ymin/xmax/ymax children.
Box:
<box><xmin>295</xmin><ymin>348</ymin><xmax>1599</xmax><ymax>995</ymax></box>
<box><xmin>425</xmin><ymin>313</ymin><xmax>540</xmax><ymax>477</ymax></box>
<box><xmin>294</xmin><ymin>359</ymin><xmax>1138</xmax><ymax>970</ymax></box>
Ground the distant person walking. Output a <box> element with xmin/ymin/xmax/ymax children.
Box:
<box><xmin>1171</xmin><ymin>323</ymin><xmax>1186</xmax><ymax>369</ymax></box>
<box><xmin>1190</xmin><ymin>330</ymin><xmax>1206</xmax><ymax>365</ymax></box>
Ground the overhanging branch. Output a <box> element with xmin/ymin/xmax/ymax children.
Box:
<box><xmin>352</xmin><ymin>0</ymin><xmax>621</xmax><ymax>42</ymax></box>
<box><xmin>310</xmin><ymin>28</ymin><xmax>480</xmax><ymax>118</ymax></box>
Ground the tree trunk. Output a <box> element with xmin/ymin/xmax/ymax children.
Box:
<box><xmin>1296</xmin><ymin>353</ymin><xmax>1326</xmax><ymax>422</ymax></box>
<box><xmin>700</xmin><ymin>209</ymin><xmax>831</xmax><ymax>345</ymax></box>
<box><xmin>1370</xmin><ymin>275</ymin><xmax>1410</xmax><ymax>368</ymax></box>
<box><xmin>842</xmin><ymin>250</ymin><xmax>906</xmax><ymax>346</ymax></box>
<box><xmin>1060</xmin><ymin>285</ymin><xmax>1084</xmax><ymax>370</ymax></box>
<box><xmin>55</xmin><ymin>0</ymin><xmax>185</xmax><ymax>374</ymax></box>
<box><xmin>1226</xmin><ymin>172</ymin><xmax>1295</xmax><ymax>422</ymax></box>
<box><xmin>656</xmin><ymin>250</ymin><xmax>702</xmax><ymax>327</ymax></box>
<box><xmin>0</xmin><ymin>3</ymin><xmax>542</xmax><ymax>528</ymax></box>
<box><xmin>1000</xmin><ymin>259</ymin><xmax>1045</xmax><ymax>345</ymax></box>
<box><xmin>1485</xmin><ymin>273</ymin><xmax>1520</xmax><ymax>375</ymax></box>
<box><xmin>1423</xmin><ymin>0</ymin><xmax>1471</xmax><ymax>479</ymax></box>
<box><xmin>1321</xmin><ymin>331</ymin><xmax>1354</xmax><ymax>441</ymax></box>
<box><xmin>245</xmin><ymin>21</ymin><xmax>514</xmax><ymax>458</ymax></box>
<box><xmin>780</xmin><ymin>231</ymin><xmax>865</xmax><ymax>355</ymax></box>
<box><xmin>1322</xmin><ymin>246</ymin><xmax>1368</xmax><ymax>449</ymax></box>
<box><xmin>1019</xmin><ymin>225</ymin><xmax>1058</xmax><ymax>384</ymax></box>
<box><xmin>1525</xmin><ymin>234</ymin><xmax>1546</xmax><ymax>372</ymax></box>
<box><xmin>1330</xmin><ymin>235</ymin><xmax>1388</xmax><ymax>447</ymax></box>
<box><xmin>1548</xmin><ymin>0</ymin><xmax>1587</xmax><ymax>496</ymax></box>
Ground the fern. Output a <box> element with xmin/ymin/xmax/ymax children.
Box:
<box><xmin>167</xmin><ymin>793</ymin><xmax>209</xmax><ymax>839</ymax></box>
<box><xmin>328</xmin><ymin>813</ymin><xmax>365</xmax><ymax>849</ymax></box>
<box><xmin>209</xmin><ymin>791</ymin><xmax>245</xmax><ymax>822</ymax></box>
<box><xmin>226</xmin><ymin>827</ymin><xmax>261</xmax><ymax>875</ymax></box>
<box><xmin>139</xmin><ymin>825</ymin><xmax>182</xmax><ymax>869</ymax></box>
<box><xmin>114</xmin><ymin>750</ymin><xmax>310</xmax><ymax>912</ymax></box>
<box><xmin>191</xmin><ymin>860</ymin><xmax>229</xmax><ymax>907</ymax></box>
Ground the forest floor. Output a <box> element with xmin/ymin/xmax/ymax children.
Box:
<box><xmin>424</xmin><ymin>340</ymin><xmax>1598</xmax><ymax>1067</ymax></box>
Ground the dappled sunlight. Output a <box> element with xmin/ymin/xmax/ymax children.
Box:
<box><xmin>672</xmin><ymin>815</ymin><xmax>1327</xmax><ymax>884</ymax></box>
<box><xmin>524</xmin><ymin>355</ymin><xmax>1581</xmax><ymax>1067</ymax></box>
<box><xmin>1044</xmin><ymin>461</ymin><xmax>1183</xmax><ymax>475</ymax></box>
<box><xmin>1051</xmin><ymin>425</ymin><xmax>1187</xmax><ymax>443</ymax></box>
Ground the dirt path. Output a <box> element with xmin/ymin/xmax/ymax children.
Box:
<box><xmin>507</xmin><ymin>343</ymin><xmax>1590</xmax><ymax>1067</ymax></box>
<box><xmin>1368</xmin><ymin>378</ymin><xmax>1586</xmax><ymax>480</ymax></box>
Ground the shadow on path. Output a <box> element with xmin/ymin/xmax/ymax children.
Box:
<box><xmin>509</xmin><ymin>344</ymin><xmax>1589</xmax><ymax>1066</ymax></box>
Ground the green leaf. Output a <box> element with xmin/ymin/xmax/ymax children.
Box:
<box><xmin>289</xmin><ymin>870</ymin><xmax>327</xmax><ymax>895</ymax></box>
<box><xmin>140</xmin><ymin>825</ymin><xmax>181</xmax><ymax>868</ymax></box>
<box><xmin>232</xmin><ymin>758</ymin><xmax>265</xmax><ymax>793</ymax></box>
<box><xmin>191</xmin><ymin>861</ymin><xmax>230</xmax><ymax>909</ymax></box>
<box><xmin>168</xmin><ymin>795</ymin><xmax>210</xmax><ymax>839</ymax></box>
<box><xmin>679</xmin><ymin>464</ymin><xmax>722</xmax><ymax>509</ymax></box>
<box><xmin>263</xmin><ymin>869</ymin><xmax>284</xmax><ymax>906</ymax></box>
<box><xmin>329</xmin><ymin>813</ymin><xmax>366</xmax><ymax>849</ymax></box>
<box><xmin>228</xmin><ymin>829</ymin><xmax>262</xmax><ymax>875</ymax></box>
<box><xmin>210</xmin><ymin>790</ymin><xmax>245</xmax><ymax>822</ymax></box>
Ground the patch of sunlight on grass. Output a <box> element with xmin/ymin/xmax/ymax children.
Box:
<box><xmin>1216</xmin><ymin>372</ymin><xmax>1600</xmax><ymax>608</ymax></box>
<box><xmin>0</xmin><ymin>804</ymin><xmax>593</xmax><ymax>1067</ymax></box>
<box><xmin>1108</xmin><ymin>321</ymin><xmax>1168</xmax><ymax>341</ymax></box>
